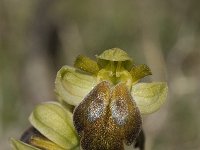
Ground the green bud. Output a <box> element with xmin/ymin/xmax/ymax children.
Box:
<box><xmin>29</xmin><ymin>102</ymin><xmax>79</xmax><ymax>149</ymax></box>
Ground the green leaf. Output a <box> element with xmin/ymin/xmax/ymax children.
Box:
<box><xmin>130</xmin><ymin>64</ymin><xmax>152</xmax><ymax>83</ymax></box>
<box><xmin>29</xmin><ymin>102</ymin><xmax>79</xmax><ymax>149</ymax></box>
<box><xmin>11</xmin><ymin>138</ymin><xmax>40</xmax><ymax>150</ymax></box>
<box><xmin>131</xmin><ymin>82</ymin><xmax>168</xmax><ymax>115</ymax></box>
<box><xmin>55</xmin><ymin>66</ymin><xmax>97</xmax><ymax>106</ymax></box>
<box><xmin>74</xmin><ymin>55</ymin><xmax>99</xmax><ymax>74</ymax></box>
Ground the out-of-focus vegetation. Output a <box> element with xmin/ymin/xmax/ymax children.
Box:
<box><xmin>0</xmin><ymin>0</ymin><xmax>200</xmax><ymax>149</ymax></box>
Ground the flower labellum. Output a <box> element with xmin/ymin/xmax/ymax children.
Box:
<box><xmin>73</xmin><ymin>81</ymin><xmax>142</xmax><ymax>149</ymax></box>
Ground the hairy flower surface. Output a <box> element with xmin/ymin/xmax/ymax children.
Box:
<box><xmin>11</xmin><ymin>48</ymin><xmax>168</xmax><ymax>150</ymax></box>
<box><xmin>73</xmin><ymin>81</ymin><xmax>142</xmax><ymax>150</ymax></box>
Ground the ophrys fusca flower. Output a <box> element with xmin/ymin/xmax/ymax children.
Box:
<box><xmin>11</xmin><ymin>48</ymin><xmax>168</xmax><ymax>150</ymax></box>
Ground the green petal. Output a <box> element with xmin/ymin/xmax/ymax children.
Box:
<box><xmin>55</xmin><ymin>66</ymin><xmax>97</xmax><ymax>106</ymax></box>
<box><xmin>130</xmin><ymin>64</ymin><xmax>152</xmax><ymax>83</ymax></box>
<box><xmin>74</xmin><ymin>55</ymin><xmax>99</xmax><ymax>74</ymax></box>
<box><xmin>29</xmin><ymin>102</ymin><xmax>79</xmax><ymax>149</ymax></box>
<box><xmin>131</xmin><ymin>82</ymin><xmax>168</xmax><ymax>115</ymax></box>
<box><xmin>11</xmin><ymin>138</ymin><xmax>40</xmax><ymax>150</ymax></box>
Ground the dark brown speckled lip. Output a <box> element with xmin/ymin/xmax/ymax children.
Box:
<box><xmin>73</xmin><ymin>81</ymin><xmax>142</xmax><ymax>150</ymax></box>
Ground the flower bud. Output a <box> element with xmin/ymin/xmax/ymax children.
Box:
<box><xmin>29</xmin><ymin>102</ymin><xmax>79</xmax><ymax>149</ymax></box>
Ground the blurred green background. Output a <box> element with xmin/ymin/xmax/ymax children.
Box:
<box><xmin>1</xmin><ymin>0</ymin><xmax>200</xmax><ymax>149</ymax></box>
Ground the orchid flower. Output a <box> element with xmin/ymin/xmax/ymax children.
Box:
<box><xmin>11</xmin><ymin>48</ymin><xmax>168</xmax><ymax>150</ymax></box>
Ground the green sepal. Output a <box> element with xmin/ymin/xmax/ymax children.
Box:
<box><xmin>74</xmin><ymin>55</ymin><xmax>99</xmax><ymax>74</ymax></box>
<box><xmin>55</xmin><ymin>66</ymin><xmax>97</xmax><ymax>106</ymax></box>
<box><xmin>130</xmin><ymin>64</ymin><xmax>152</xmax><ymax>83</ymax></box>
<box><xmin>96</xmin><ymin>48</ymin><xmax>132</xmax><ymax>61</ymax></box>
<box><xmin>11</xmin><ymin>138</ymin><xmax>40</xmax><ymax>150</ymax></box>
<box><xmin>96</xmin><ymin>48</ymin><xmax>133</xmax><ymax>70</ymax></box>
<box><xmin>131</xmin><ymin>82</ymin><xmax>168</xmax><ymax>115</ymax></box>
<box><xmin>29</xmin><ymin>102</ymin><xmax>79</xmax><ymax>149</ymax></box>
